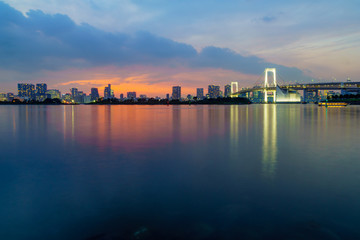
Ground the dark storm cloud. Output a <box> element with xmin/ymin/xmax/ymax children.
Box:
<box><xmin>0</xmin><ymin>2</ymin><xmax>310</xmax><ymax>81</ymax></box>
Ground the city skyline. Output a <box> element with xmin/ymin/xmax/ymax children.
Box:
<box><xmin>3</xmin><ymin>82</ymin><xmax>239</xmax><ymax>102</ymax></box>
<box><xmin>0</xmin><ymin>1</ymin><xmax>359</xmax><ymax>97</ymax></box>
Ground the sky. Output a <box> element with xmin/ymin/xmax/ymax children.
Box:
<box><xmin>1</xmin><ymin>0</ymin><xmax>359</xmax><ymax>97</ymax></box>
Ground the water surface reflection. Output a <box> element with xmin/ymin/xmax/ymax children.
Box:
<box><xmin>1</xmin><ymin>105</ymin><xmax>360</xmax><ymax>239</ymax></box>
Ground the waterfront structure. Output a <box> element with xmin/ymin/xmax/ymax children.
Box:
<box><xmin>127</xmin><ymin>92</ymin><xmax>137</xmax><ymax>99</ymax></box>
<box><xmin>84</xmin><ymin>95</ymin><xmax>91</xmax><ymax>103</ymax></box>
<box><xmin>120</xmin><ymin>93</ymin><xmax>124</xmax><ymax>100</ymax></box>
<box><xmin>91</xmin><ymin>88</ymin><xmax>99</xmax><ymax>101</ymax></box>
<box><xmin>104</xmin><ymin>84</ymin><xmax>112</xmax><ymax>99</ymax></box>
<box><xmin>36</xmin><ymin>83</ymin><xmax>47</xmax><ymax>95</ymax></box>
<box><xmin>140</xmin><ymin>95</ymin><xmax>147</xmax><ymax>99</ymax></box>
<box><xmin>62</xmin><ymin>93</ymin><xmax>72</xmax><ymax>102</ymax></box>
<box><xmin>71</xmin><ymin>88</ymin><xmax>78</xmax><ymax>100</ymax></box>
<box><xmin>224</xmin><ymin>84</ymin><xmax>231</xmax><ymax>97</ymax></box>
<box><xmin>46</xmin><ymin>89</ymin><xmax>61</xmax><ymax>99</ymax></box>
<box><xmin>172</xmin><ymin>86</ymin><xmax>181</xmax><ymax>100</ymax></box>
<box><xmin>7</xmin><ymin>92</ymin><xmax>14</xmax><ymax>101</ymax></box>
<box><xmin>196</xmin><ymin>88</ymin><xmax>204</xmax><ymax>100</ymax></box>
<box><xmin>228</xmin><ymin>68</ymin><xmax>360</xmax><ymax>103</ymax></box>
<box><xmin>36</xmin><ymin>83</ymin><xmax>48</xmax><ymax>101</ymax></box>
<box><xmin>208</xmin><ymin>85</ymin><xmax>220</xmax><ymax>99</ymax></box>
<box><xmin>264</xmin><ymin>68</ymin><xmax>277</xmax><ymax>103</ymax></box>
<box><xmin>18</xmin><ymin>83</ymin><xmax>35</xmax><ymax>100</ymax></box>
<box><xmin>166</xmin><ymin>93</ymin><xmax>170</xmax><ymax>100</ymax></box>
<box><xmin>0</xmin><ymin>93</ymin><xmax>6</xmax><ymax>101</ymax></box>
<box><xmin>231</xmin><ymin>82</ymin><xmax>238</xmax><ymax>94</ymax></box>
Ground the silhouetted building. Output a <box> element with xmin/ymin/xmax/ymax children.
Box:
<box><xmin>224</xmin><ymin>84</ymin><xmax>231</xmax><ymax>97</ymax></box>
<box><xmin>71</xmin><ymin>88</ymin><xmax>78</xmax><ymax>100</ymax></box>
<box><xmin>18</xmin><ymin>83</ymin><xmax>35</xmax><ymax>100</ymax></box>
<box><xmin>208</xmin><ymin>85</ymin><xmax>220</xmax><ymax>98</ymax></box>
<box><xmin>196</xmin><ymin>88</ymin><xmax>204</xmax><ymax>100</ymax></box>
<box><xmin>91</xmin><ymin>88</ymin><xmax>99</xmax><ymax>101</ymax></box>
<box><xmin>166</xmin><ymin>93</ymin><xmax>170</xmax><ymax>100</ymax></box>
<box><xmin>127</xmin><ymin>92</ymin><xmax>137</xmax><ymax>99</ymax></box>
<box><xmin>104</xmin><ymin>84</ymin><xmax>112</xmax><ymax>99</ymax></box>
<box><xmin>172</xmin><ymin>86</ymin><xmax>181</xmax><ymax>100</ymax></box>
<box><xmin>120</xmin><ymin>93</ymin><xmax>124</xmax><ymax>100</ymax></box>
<box><xmin>78</xmin><ymin>91</ymin><xmax>85</xmax><ymax>103</ymax></box>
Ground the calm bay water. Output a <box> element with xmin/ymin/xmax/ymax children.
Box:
<box><xmin>1</xmin><ymin>104</ymin><xmax>360</xmax><ymax>240</ymax></box>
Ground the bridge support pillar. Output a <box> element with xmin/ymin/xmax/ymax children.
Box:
<box><xmin>264</xmin><ymin>89</ymin><xmax>276</xmax><ymax>103</ymax></box>
<box><xmin>303</xmin><ymin>89</ymin><xmax>308</xmax><ymax>102</ymax></box>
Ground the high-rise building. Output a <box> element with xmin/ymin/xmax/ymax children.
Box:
<box><xmin>78</xmin><ymin>91</ymin><xmax>85</xmax><ymax>103</ymax></box>
<box><xmin>104</xmin><ymin>84</ymin><xmax>112</xmax><ymax>99</ymax></box>
<box><xmin>46</xmin><ymin>89</ymin><xmax>61</xmax><ymax>99</ymax></box>
<box><xmin>36</xmin><ymin>83</ymin><xmax>47</xmax><ymax>101</ymax></box>
<box><xmin>208</xmin><ymin>85</ymin><xmax>220</xmax><ymax>99</ymax></box>
<box><xmin>166</xmin><ymin>93</ymin><xmax>170</xmax><ymax>100</ymax></box>
<box><xmin>172</xmin><ymin>86</ymin><xmax>181</xmax><ymax>100</ymax></box>
<box><xmin>224</xmin><ymin>84</ymin><xmax>231</xmax><ymax>97</ymax></box>
<box><xmin>120</xmin><ymin>93</ymin><xmax>124</xmax><ymax>100</ymax></box>
<box><xmin>36</xmin><ymin>83</ymin><xmax>47</xmax><ymax>95</ymax></box>
<box><xmin>71</xmin><ymin>88</ymin><xmax>78</xmax><ymax>100</ymax></box>
<box><xmin>127</xmin><ymin>92</ymin><xmax>137</xmax><ymax>99</ymax></box>
<box><xmin>196</xmin><ymin>88</ymin><xmax>204</xmax><ymax>100</ymax></box>
<box><xmin>18</xmin><ymin>83</ymin><xmax>36</xmax><ymax>100</ymax></box>
<box><xmin>90</xmin><ymin>88</ymin><xmax>99</xmax><ymax>101</ymax></box>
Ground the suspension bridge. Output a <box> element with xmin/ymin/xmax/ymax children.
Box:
<box><xmin>231</xmin><ymin>68</ymin><xmax>360</xmax><ymax>103</ymax></box>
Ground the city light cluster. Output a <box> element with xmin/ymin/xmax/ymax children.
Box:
<box><xmin>0</xmin><ymin>82</ymin><xmax>240</xmax><ymax>103</ymax></box>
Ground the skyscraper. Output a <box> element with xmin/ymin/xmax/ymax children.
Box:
<box><xmin>36</xmin><ymin>83</ymin><xmax>47</xmax><ymax>101</ymax></box>
<box><xmin>172</xmin><ymin>86</ymin><xmax>181</xmax><ymax>100</ymax></box>
<box><xmin>196</xmin><ymin>88</ymin><xmax>204</xmax><ymax>100</ymax></box>
<box><xmin>104</xmin><ymin>84</ymin><xmax>111</xmax><ymax>99</ymax></box>
<box><xmin>224</xmin><ymin>84</ymin><xmax>231</xmax><ymax>97</ymax></box>
<box><xmin>71</xmin><ymin>88</ymin><xmax>79</xmax><ymax>102</ymax></box>
<box><xmin>208</xmin><ymin>85</ymin><xmax>220</xmax><ymax>99</ymax></box>
<box><xmin>18</xmin><ymin>83</ymin><xmax>35</xmax><ymax>100</ymax></box>
<box><xmin>36</xmin><ymin>83</ymin><xmax>47</xmax><ymax>95</ymax></box>
<box><xmin>91</xmin><ymin>88</ymin><xmax>99</xmax><ymax>101</ymax></box>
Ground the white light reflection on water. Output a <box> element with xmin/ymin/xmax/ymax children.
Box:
<box><xmin>262</xmin><ymin>104</ymin><xmax>277</xmax><ymax>179</ymax></box>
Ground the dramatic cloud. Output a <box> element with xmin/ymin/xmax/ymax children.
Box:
<box><xmin>0</xmin><ymin>1</ymin><xmax>311</xmax><ymax>84</ymax></box>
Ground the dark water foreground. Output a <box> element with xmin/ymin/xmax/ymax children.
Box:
<box><xmin>1</xmin><ymin>105</ymin><xmax>360</xmax><ymax>240</ymax></box>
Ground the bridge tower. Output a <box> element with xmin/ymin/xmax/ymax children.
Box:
<box><xmin>264</xmin><ymin>68</ymin><xmax>277</xmax><ymax>103</ymax></box>
<box><xmin>231</xmin><ymin>82</ymin><xmax>238</xmax><ymax>98</ymax></box>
